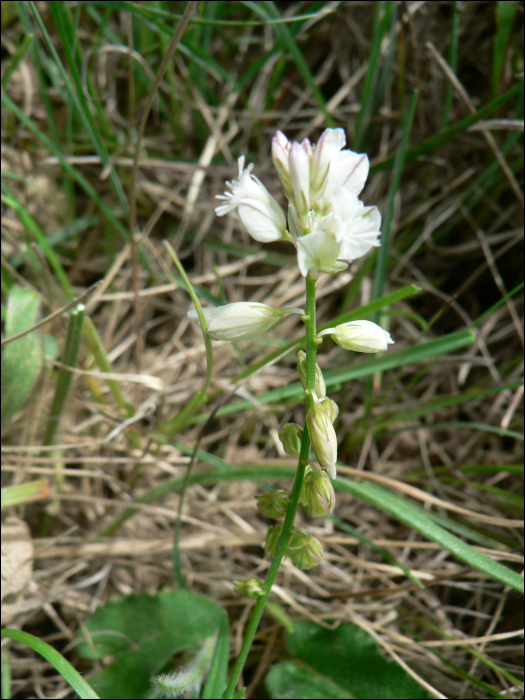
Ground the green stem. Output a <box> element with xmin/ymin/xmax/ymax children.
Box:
<box><xmin>223</xmin><ymin>271</ymin><xmax>318</xmax><ymax>699</ymax></box>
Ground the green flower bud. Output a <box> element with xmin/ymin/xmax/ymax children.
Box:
<box><xmin>264</xmin><ymin>523</ymin><xmax>283</xmax><ymax>559</ymax></box>
<box><xmin>300</xmin><ymin>464</ymin><xmax>336</xmax><ymax>517</ymax></box>
<box><xmin>257</xmin><ymin>490</ymin><xmax>290</xmax><ymax>519</ymax></box>
<box><xmin>233</xmin><ymin>578</ymin><xmax>265</xmax><ymax>599</ymax></box>
<box><xmin>286</xmin><ymin>527</ymin><xmax>323</xmax><ymax>569</ymax></box>
<box><xmin>319</xmin><ymin>397</ymin><xmax>339</xmax><ymax>423</ymax></box>
<box><xmin>297</xmin><ymin>350</ymin><xmax>326</xmax><ymax>398</ymax></box>
<box><xmin>306</xmin><ymin>395</ymin><xmax>338</xmax><ymax>479</ymax></box>
<box><xmin>278</xmin><ymin>423</ymin><xmax>303</xmax><ymax>458</ymax></box>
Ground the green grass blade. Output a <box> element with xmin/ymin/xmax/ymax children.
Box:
<box><xmin>43</xmin><ymin>304</ymin><xmax>85</xmax><ymax>446</ymax></box>
<box><xmin>1</xmin><ymin>92</ymin><xmax>128</xmax><ymax>242</ymax></box>
<box><xmin>29</xmin><ymin>1</ymin><xmax>127</xmax><ymax>210</ymax></box>
<box><xmin>493</xmin><ymin>1</ymin><xmax>518</xmax><ymax>99</ymax></box>
<box><xmin>371</xmin><ymin>89</ymin><xmax>418</xmax><ymax>318</ymax></box>
<box><xmin>335</xmin><ymin>480</ymin><xmax>523</xmax><ymax>592</ymax></box>
<box><xmin>0</xmin><ymin>630</ymin><xmax>100</xmax><ymax>699</ymax></box>
<box><xmin>96</xmin><ymin>463</ymin><xmax>523</xmax><ymax>592</ymax></box>
<box><xmin>373</xmin><ymin>84</ymin><xmax>522</xmax><ymax>173</ymax></box>
<box><xmin>354</xmin><ymin>1</ymin><xmax>393</xmax><ymax>150</ymax></box>
<box><xmin>243</xmin><ymin>0</ymin><xmax>333</xmax><ymax>126</ymax></box>
<box><xmin>197</xmin><ymin>329</ymin><xmax>476</xmax><ymax>422</ymax></box>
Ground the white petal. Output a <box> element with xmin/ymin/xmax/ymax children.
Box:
<box><xmin>289</xmin><ymin>142</ymin><xmax>311</xmax><ymax>216</ymax></box>
<box><xmin>332</xmin><ymin>151</ymin><xmax>369</xmax><ymax>196</ymax></box>
<box><xmin>238</xmin><ymin>200</ymin><xmax>285</xmax><ymax>243</ymax></box>
<box><xmin>296</xmin><ymin>230</ymin><xmax>347</xmax><ymax>277</ymax></box>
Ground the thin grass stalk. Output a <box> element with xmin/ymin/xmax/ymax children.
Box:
<box><xmin>43</xmin><ymin>304</ymin><xmax>85</xmax><ymax>446</ymax></box>
<box><xmin>223</xmin><ymin>271</ymin><xmax>318</xmax><ymax>699</ymax></box>
<box><xmin>160</xmin><ymin>241</ymin><xmax>214</xmax><ymax>436</ymax></box>
<box><xmin>371</xmin><ymin>88</ymin><xmax>419</xmax><ymax>318</ymax></box>
<box><xmin>81</xmin><ymin>316</ymin><xmax>134</xmax><ymax>421</ymax></box>
<box><xmin>128</xmin><ymin>0</ymin><xmax>198</xmax><ymax>374</ymax></box>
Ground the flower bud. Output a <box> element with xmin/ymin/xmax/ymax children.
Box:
<box><xmin>257</xmin><ymin>490</ymin><xmax>290</xmax><ymax>519</ymax></box>
<box><xmin>297</xmin><ymin>350</ymin><xmax>326</xmax><ymax>398</ymax></box>
<box><xmin>271</xmin><ymin>131</ymin><xmax>292</xmax><ymax>200</ymax></box>
<box><xmin>306</xmin><ymin>396</ymin><xmax>337</xmax><ymax>479</ymax></box>
<box><xmin>319</xmin><ymin>397</ymin><xmax>339</xmax><ymax>423</ymax></box>
<box><xmin>187</xmin><ymin>303</ymin><xmax>304</xmax><ymax>341</ymax></box>
<box><xmin>264</xmin><ymin>523</ymin><xmax>283</xmax><ymax>559</ymax></box>
<box><xmin>300</xmin><ymin>464</ymin><xmax>335</xmax><ymax>517</ymax></box>
<box><xmin>289</xmin><ymin>142</ymin><xmax>311</xmax><ymax>220</ymax></box>
<box><xmin>310</xmin><ymin>128</ymin><xmax>346</xmax><ymax>199</ymax></box>
<box><xmin>278</xmin><ymin>423</ymin><xmax>303</xmax><ymax>458</ymax></box>
<box><xmin>233</xmin><ymin>578</ymin><xmax>265</xmax><ymax>599</ymax></box>
<box><xmin>318</xmin><ymin>320</ymin><xmax>394</xmax><ymax>353</ymax></box>
<box><xmin>286</xmin><ymin>527</ymin><xmax>323</xmax><ymax>569</ymax></box>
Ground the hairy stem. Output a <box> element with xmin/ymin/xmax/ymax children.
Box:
<box><xmin>223</xmin><ymin>271</ymin><xmax>318</xmax><ymax>698</ymax></box>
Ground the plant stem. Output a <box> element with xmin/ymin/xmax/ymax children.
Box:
<box><xmin>223</xmin><ymin>271</ymin><xmax>318</xmax><ymax>699</ymax></box>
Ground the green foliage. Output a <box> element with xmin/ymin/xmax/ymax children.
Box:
<box><xmin>76</xmin><ymin>591</ymin><xmax>225</xmax><ymax>699</ymax></box>
<box><xmin>1</xmin><ymin>285</ymin><xmax>43</xmax><ymax>430</ymax></box>
<box><xmin>266</xmin><ymin>622</ymin><xmax>430</xmax><ymax>699</ymax></box>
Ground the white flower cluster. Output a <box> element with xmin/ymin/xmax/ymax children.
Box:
<box><xmin>215</xmin><ymin>128</ymin><xmax>381</xmax><ymax>277</ymax></box>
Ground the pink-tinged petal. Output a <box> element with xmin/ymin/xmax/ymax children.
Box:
<box><xmin>331</xmin><ymin>151</ymin><xmax>369</xmax><ymax>196</ymax></box>
<box><xmin>311</xmin><ymin>128</ymin><xmax>346</xmax><ymax>194</ymax></box>
<box><xmin>289</xmin><ymin>142</ymin><xmax>311</xmax><ymax>217</ymax></box>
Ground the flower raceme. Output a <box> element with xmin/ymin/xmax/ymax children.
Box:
<box><xmin>187</xmin><ymin>302</ymin><xmax>304</xmax><ymax>341</ymax></box>
<box><xmin>216</xmin><ymin>128</ymin><xmax>381</xmax><ymax>277</ymax></box>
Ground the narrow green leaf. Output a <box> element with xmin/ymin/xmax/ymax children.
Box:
<box><xmin>493</xmin><ymin>1</ymin><xmax>518</xmax><ymax>98</ymax></box>
<box><xmin>0</xmin><ymin>630</ymin><xmax>99</xmax><ymax>699</ymax></box>
<box><xmin>336</xmin><ymin>479</ymin><xmax>524</xmax><ymax>592</ymax></box>
<box><xmin>196</xmin><ymin>329</ymin><xmax>476</xmax><ymax>423</ymax></box>
<box><xmin>202</xmin><ymin>611</ymin><xmax>229</xmax><ymax>699</ymax></box>
<box><xmin>372</xmin><ymin>89</ymin><xmax>418</xmax><ymax>317</ymax></box>
<box><xmin>244</xmin><ymin>0</ymin><xmax>333</xmax><ymax>125</ymax></box>
<box><xmin>43</xmin><ymin>304</ymin><xmax>85</xmax><ymax>446</ymax></box>
<box><xmin>1</xmin><ymin>480</ymin><xmax>49</xmax><ymax>509</ymax></box>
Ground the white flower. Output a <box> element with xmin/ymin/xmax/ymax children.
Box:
<box><xmin>318</xmin><ymin>320</ymin><xmax>394</xmax><ymax>353</ymax></box>
<box><xmin>296</xmin><ymin>227</ymin><xmax>348</xmax><ymax>277</ymax></box>
<box><xmin>187</xmin><ymin>302</ymin><xmax>304</xmax><ymax>341</ymax></box>
<box><xmin>327</xmin><ymin>189</ymin><xmax>381</xmax><ymax>262</ymax></box>
<box><xmin>215</xmin><ymin>156</ymin><xmax>287</xmax><ymax>243</ymax></box>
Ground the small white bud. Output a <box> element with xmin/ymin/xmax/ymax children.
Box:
<box><xmin>300</xmin><ymin>463</ymin><xmax>335</xmax><ymax>517</ymax></box>
<box><xmin>318</xmin><ymin>320</ymin><xmax>394</xmax><ymax>353</ymax></box>
<box><xmin>286</xmin><ymin>527</ymin><xmax>323</xmax><ymax>569</ymax></box>
<box><xmin>278</xmin><ymin>423</ymin><xmax>303</xmax><ymax>458</ymax></box>
<box><xmin>319</xmin><ymin>397</ymin><xmax>339</xmax><ymax>423</ymax></box>
<box><xmin>306</xmin><ymin>394</ymin><xmax>337</xmax><ymax>479</ymax></box>
<box><xmin>297</xmin><ymin>350</ymin><xmax>326</xmax><ymax>398</ymax></box>
<box><xmin>188</xmin><ymin>303</ymin><xmax>304</xmax><ymax>341</ymax></box>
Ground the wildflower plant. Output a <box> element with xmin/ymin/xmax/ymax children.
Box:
<box><xmin>188</xmin><ymin>128</ymin><xmax>394</xmax><ymax>697</ymax></box>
